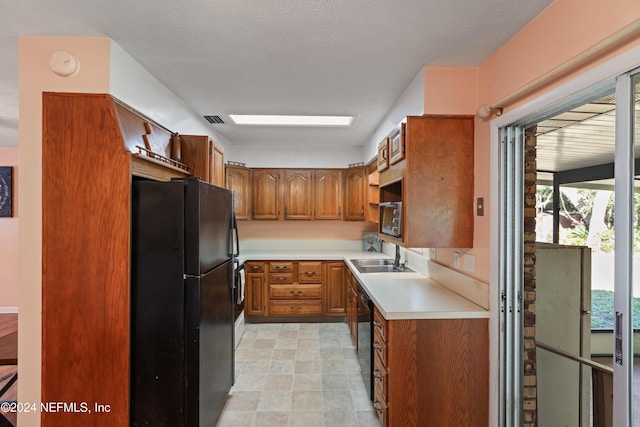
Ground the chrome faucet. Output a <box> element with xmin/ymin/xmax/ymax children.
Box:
<box><xmin>395</xmin><ymin>244</ymin><xmax>401</xmax><ymax>267</ymax></box>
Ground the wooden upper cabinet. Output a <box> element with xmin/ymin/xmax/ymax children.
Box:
<box><xmin>179</xmin><ymin>134</ymin><xmax>224</xmax><ymax>185</ymax></box>
<box><xmin>378</xmin><ymin>138</ymin><xmax>389</xmax><ymax>172</ymax></box>
<box><xmin>389</xmin><ymin>123</ymin><xmax>405</xmax><ymax>165</ymax></box>
<box><xmin>225</xmin><ymin>166</ymin><xmax>251</xmax><ymax>220</ymax></box>
<box><xmin>379</xmin><ymin>115</ymin><xmax>474</xmax><ymax>248</ymax></box>
<box><xmin>252</xmin><ymin>169</ymin><xmax>281</xmax><ymax>220</ymax></box>
<box><xmin>343</xmin><ymin>167</ymin><xmax>367</xmax><ymax>221</ymax></box>
<box><xmin>283</xmin><ymin>170</ymin><xmax>313</xmax><ymax>220</ymax></box>
<box><xmin>315</xmin><ymin>170</ymin><xmax>342</xmax><ymax>220</ymax></box>
<box><xmin>212</xmin><ymin>145</ymin><xmax>224</xmax><ymax>187</ymax></box>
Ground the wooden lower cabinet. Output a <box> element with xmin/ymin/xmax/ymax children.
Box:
<box><xmin>270</xmin><ymin>300</ymin><xmax>323</xmax><ymax>315</ymax></box>
<box><xmin>245</xmin><ymin>262</ymin><xmax>267</xmax><ymax>316</ymax></box>
<box><xmin>373</xmin><ymin>306</ymin><xmax>489</xmax><ymax>427</ymax></box>
<box><xmin>325</xmin><ymin>262</ymin><xmax>346</xmax><ymax>315</ymax></box>
<box><xmin>346</xmin><ymin>269</ymin><xmax>358</xmax><ymax>347</ymax></box>
<box><xmin>244</xmin><ymin>260</ymin><xmax>349</xmax><ymax>318</ymax></box>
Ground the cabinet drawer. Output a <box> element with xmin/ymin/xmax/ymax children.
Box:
<box><xmin>373</xmin><ymin>383</ymin><xmax>388</xmax><ymax>426</ymax></box>
<box><xmin>373</xmin><ymin>307</ymin><xmax>387</xmax><ymax>343</ymax></box>
<box><xmin>270</xmin><ymin>284</ymin><xmax>322</xmax><ymax>300</ymax></box>
<box><xmin>269</xmin><ymin>273</ymin><xmax>294</xmax><ymax>284</ymax></box>
<box><xmin>245</xmin><ymin>262</ymin><xmax>265</xmax><ymax>273</ymax></box>
<box><xmin>373</xmin><ymin>328</ymin><xmax>387</xmax><ymax>365</ymax></box>
<box><xmin>270</xmin><ymin>261</ymin><xmax>294</xmax><ymax>272</ymax></box>
<box><xmin>298</xmin><ymin>261</ymin><xmax>323</xmax><ymax>283</ymax></box>
<box><xmin>373</xmin><ymin>351</ymin><xmax>388</xmax><ymax>404</ymax></box>
<box><xmin>269</xmin><ymin>300</ymin><xmax>323</xmax><ymax>316</ymax></box>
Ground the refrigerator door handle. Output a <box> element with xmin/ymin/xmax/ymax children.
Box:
<box><xmin>232</xmin><ymin>214</ymin><xmax>240</xmax><ymax>258</ymax></box>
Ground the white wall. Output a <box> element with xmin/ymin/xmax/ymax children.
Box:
<box><xmin>109</xmin><ymin>41</ymin><xmax>231</xmax><ymax>153</ymax></box>
<box><xmin>228</xmin><ymin>145</ymin><xmax>363</xmax><ymax>168</ymax></box>
<box><xmin>363</xmin><ymin>69</ymin><xmax>425</xmax><ymax>161</ymax></box>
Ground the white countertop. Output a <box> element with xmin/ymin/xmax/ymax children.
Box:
<box><xmin>239</xmin><ymin>250</ymin><xmax>489</xmax><ymax>321</ymax></box>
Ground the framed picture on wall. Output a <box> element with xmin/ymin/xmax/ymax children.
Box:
<box><xmin>0</xmin><ymin>166</ymin><xmax>12</xmax><ymax>217</ymax></box>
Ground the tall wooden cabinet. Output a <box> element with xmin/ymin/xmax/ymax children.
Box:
<box><xmin>42</xmin><ymin>93</ymin><xmax>192</xmax><ymax>426</ymax></box>
<box><xmin>225</xmin><ymin>165</ymin><xmax>251</xmax><ymax>220</ymax></box>
<box><xmin>180</xmin><ymin>134</ymin><xmax>225</xmax><ymax>187</ymax></box>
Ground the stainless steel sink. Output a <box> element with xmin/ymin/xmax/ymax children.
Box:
<box><xmin>350</xmin><ymin>259</ymin><xmax>395</xmax><ymax>267</ymax></box>
<box><xmin>350</xmin><ymin>259</ymin><xmax>414</xmax><ymax>273</ymax></box>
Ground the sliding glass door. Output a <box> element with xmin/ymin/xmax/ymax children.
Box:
<box><xmin>499</xmin><ymin>68</ymin><xmax>639</xmax><ymax>426</ymax></box>
<box><xmin>616</xmin><ymin>69</ymin><xmax>640</xmax><ymax>426</ymax></box>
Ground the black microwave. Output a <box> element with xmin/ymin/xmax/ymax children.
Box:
<box><xmin>380</xmin><ymin>202</ymin><xmax>402</xmax><ymax>237</ymax></box>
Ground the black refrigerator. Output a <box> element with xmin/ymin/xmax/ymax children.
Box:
<box><xmin>131</xmin><ymin>178</ymin><xmax>236</xmax><ymax>426</ymax></box>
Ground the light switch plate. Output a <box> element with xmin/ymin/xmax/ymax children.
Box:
<box><xmin>477</xmin><ymin>197</ymin><xmax>485</xmax><ymax>216</ymax></box>
<box><xmin>453</xmin><ymin>251</ymin><xmax>461</xmax><ymax>268</ymax></box>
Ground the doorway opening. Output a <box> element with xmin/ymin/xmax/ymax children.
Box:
<box><xmin>499</xmin><ymin>70</ymin><xmax>640</xmax><ymax>426</ymax></box>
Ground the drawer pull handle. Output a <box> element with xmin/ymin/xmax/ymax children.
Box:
<box><xmin>304</xmin><ymin>271</ymin><xmax>315</xmax><ymax>275</ymax></box>
<box><xmin>277</xmin><ymin>277</ymin><xmax>287</xmax><ymax>281</ymax></box>
<box><xmin>373</xmin><ymin>319</ymin><xmax>383</xmax><ymax>331</ymax></box>
<box><xmin>251</xmin><ymin>265</ymin><xmax>260</xmax><ymax>269</ymax></box>
<box><xmin>275</xmin><ymin>265</ymin><xmax>287</xmax><ymax>270</ymax></box>
<box><xmin>373</xmin><ymin>340</ymin><xmax>383</xmax><ymax>353</ymax></box>
<box><xmin>289</xmin><ymin>290</ymin><xmax>302</xmax><ymax>295</ymax></box>
<box><xmin>290</xmin><ymin>306</ymin><xmax>302</xmax><ymax>310</ymax></box>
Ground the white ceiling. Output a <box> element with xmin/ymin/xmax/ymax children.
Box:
<box><xmin>0</xmin><ymin>0</ymin><xmax>554</xmax><ymax>149</ymax></box>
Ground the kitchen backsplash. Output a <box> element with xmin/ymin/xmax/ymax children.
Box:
<box><xmin>237</xmin><ymin>220</ymin><xmax>376</xmax><ymax>241</ymax></box>
<box><xmin>382</xmin><ymin>242</ymin><xmax>489</xmax><ymax>310</ymax></box>
<box><xmin>240</xmin><ymin>239</ymin><xmax>363</xmax><ymax>252</ymax></box>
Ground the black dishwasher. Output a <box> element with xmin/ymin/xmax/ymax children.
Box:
<box><xmin>357</xmin><ymin>283</ymin><xmax>374</xmax><ymax>400</ymax></box>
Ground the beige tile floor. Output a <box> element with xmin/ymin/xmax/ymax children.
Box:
<box><xmin>216</xmin><ymin>322</ymin><xmax>380</xmax><ymax>427</ymax></box>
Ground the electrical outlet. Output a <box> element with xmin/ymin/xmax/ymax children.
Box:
<box><xmin>429</xmin><ymin>248</ymin><xmax>436</xmax><ymax>259</ymax></box>
<box><xmin>453</xmin><ymin>251</ymin><xmax>461</xmax><ymax>268</ymax></box>
<box><xmin>463</xmin><ymin>254</ymin><xmax>475</xmax><ymax>272</ymax></box>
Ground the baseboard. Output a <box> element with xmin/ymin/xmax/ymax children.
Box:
<box><xmin>0</xmin><ymin>307</ymin><xmax>18</xmax><ymax>313</ymax></box>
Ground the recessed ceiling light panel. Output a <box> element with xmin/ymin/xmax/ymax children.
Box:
<box><xmin>228</xmin><ymin>114</ymin><xmax>354</xmax><ymax>126</ymax></box>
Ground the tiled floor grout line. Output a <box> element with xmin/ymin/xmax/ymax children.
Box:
<box><xmin>216</xmin><ymin>322</ymin><xmax>380</xmax><ymax>427</ymax></box>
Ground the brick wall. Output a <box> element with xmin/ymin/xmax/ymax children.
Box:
<box><xmin>523</xmin><ymin>126</ymin><xmax>537</xmax><ymax>425</ymax></box>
